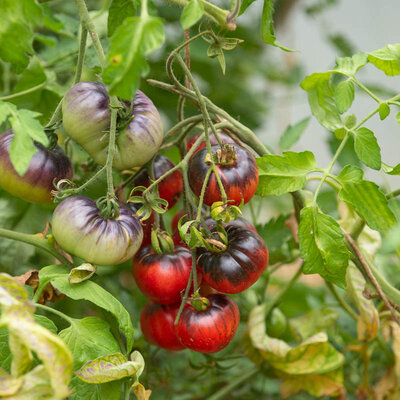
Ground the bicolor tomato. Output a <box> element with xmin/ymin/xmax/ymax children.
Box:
<box><xmin>132</xmin><ymin>246</ymin><xmax>194</xmax><ymax>305</ymax></box>
<box><xmin>197</xmin><ymin>225</ymin><xmax>268</xmax><ymax>294</ymax></box>
<box><xmin>133</xmin><ymin>155</ymin><xmax>183</xmax><ymax>209</ymax></box>
<box><xmin>0</xmin><ymin>130</ymin><xmax>73</xmax><ymax>203</ymax></box>
<box><xmin>176</xmin><ymin>294</ymin><xmax>239</xmax><ymax>353</ymax></box>
<box><xmin>140</xmin><ymin>301</ymin><xmax>185</xmax><ymax>351</ymax></box>
<box><xmin>188</xmin><ymin>144</ymin><xmax>258</xmax><ymax>206</ymax></box>
<box><xmin>186</xmin><ymin>131</ymin><xmax>235</xmax><ymax>154</ymax></box>
<box><xmin>62</xmin><ymin>82</ymin><xmax>163</xmax><ymax>170</ymax></box>
<box><xmin>52</xmin><ymin>196</ymin><xmax>143</xmax><ymax>265</ymax></box>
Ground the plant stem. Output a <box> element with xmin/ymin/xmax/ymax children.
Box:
<box><xmin>206</xmin><ymin>367</ymin><xmax>259</xmax><ymax>400</ymax></box>
<box><xmin>73</xmin><ymin>24</ymin><xmax>88</xmax><ymax>83</ymax></box>
<box><xmin>191</xmin><ymin>249</ymin><xmax>198</xmax><ymax>291</ymax></box>
<box><xmin>174</xmin><ymin>269</ymin><xmax>193</xmax><ymax>325</ymax></box>
<box><xmin>0</xmin><ymin>228</ymin><xmax>74</xmax><ymax>267</ymax></box>
<box><xmin>105</xmin><ymin>103</ymin><xmax>119</xmax><ymax>198</ymax></box>
<box><xmin>35</xmin><ymin>303</ymin><xmax>74</xmax><ymax>324</ymax></box>
<box><xmin>350</xmin><ymin>77</ymin><xmax>382</xmax><ymax>103</ymax></box>
<box><xmin>326</xmin><ymin>281</ymin><xmax>358</xmax><ymax>320</ymax></box>
<box><xmin>196</xmin><ymin>168</ymin><xmax>213</xmax><ymax>221</ymax></box>
<box><xmin>0</xmin><ymin>81</ymin><xmax>47</xmax><ymax>101</ymax></box>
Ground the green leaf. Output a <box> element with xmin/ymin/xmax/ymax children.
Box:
<box><xmin>180</xmin><ymin>0</ymin><xmax>204</xmax><ymax>30</ymax></box>
<box><xmin>33</xmin><ymin>315</ymin><xmax>58</xmax><ymax>334</ymax></box>
<box><xmin>238</xmin><ymin>0</ymin><xmax>257</xmax><ymax>15</ymax></box>
<box><xmin>378</xmin><ymin>102</ymin><xmax>391</xmax><ymax>120</ymax></box>
<box><xmin>75</xmin><ymin>351</ymin><xmax>144</xmax><ymax>384</ymax></box>
<box><xmin>59</xmin><ymin>317</ymin><xmax>120</xmax><ymax>369</ymax></box>
<box><xmin>0</xmin><ymin>368</ymin><xmax>23</xmax><ymax>396</ymax></box>
<box><xmin>339</xmin><ymin>180</ymin><xmax>397</xmax><ymax>232</ymax></box>
<box><xmin>343</xmin><ymin>113</ymin><xmax>357</xmax><ymax>129</ymax></box>
<box><xmin>108</xmin><ymin>0</ymin><xmax>138</xmax><ymax>37</ymax></box>
<box><xmin>103</xmin><ymin>15</ymin><xmax>164</xmax><ymax>100</ymax></box>
<box><xmin>0</xmin><ymin>0</ymin><xmax>42</xmax><ymax>72</ymax></box>
<box><xmin>39</xmin><ymin>265</ymin><xmax>134</xmax><ymax>353</ymax></box>
<box><xmin>337</xmin><ymin>165</ymin><xmax>363</xmax><ymax>183</ymax></box>
<box><xmin>300</xmin><ymin>72</ymin><xmax>342</xmax><ymax>132</ymax></box>
<box><xmin>279</xmin><ymin>117</ymin><xmax>311</xmax><ymax>150</ymax></box>
<box><xmin>385</xmin><ymin>163</ymin><xmax>400</xmax><ymax>175</ymax></box>
<box><xmin>256</xmin><ymin>151</ymin><xmax>317</xmax><ymax>196</ymax></box>
<box><xmin>68</xmin><ymin>377</ymin><xmax>122</xmax><ymax>400</ymax></box>
<box><xmin>207</xmin><ymin>44</ymin><xmax>226</xmax><ymax>75</ymax></box>
<box><xmin>261</xmin><ymin>0</ymin><xmax>294</xmax><ymax>52</ymax></box>
<box><xmin>335</xmin><ymin>52</ymin><xmax>368</xmax><ymax>76</ymax></box>
<box><xmin>353</xmin><ymin>127</ymin><xmax>381</xmax><ymax>170</ymax></box>
<box><xmin>68</xmin><ymin>263</ymin><xmax>97</xmax><ymax>284</ymax></box>
<box><xmin>335</xmin><ymin>80</ymin><xmax>354</xmax><ymax>114</ymax></box>
<box><xmin>298</xmin><ymin>206</ymin><xmax>352</xmax><ymax>288</ymax></box>
<box><xmin>368</xmin><ymin>44</ymin><xmax>400</xmax><ymax>76</ymax></box>
<box><xmin>0</xmin><ymin>328</ymin><xmax>11</xmax><ymax>372</ymax></box>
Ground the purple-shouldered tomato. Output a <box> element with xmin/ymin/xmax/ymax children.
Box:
<box><xmin>197</xmin><ymin>225</ymin><xmax>268</xmax><ymax>294</ymax></box>
<box><xmin>188</xmin><ymin>144</ymin><xmax>258</xmax><ymax>207</ymax></box>
<box><xmin>62</xmin><ymin>82</ymin><xmax>163</xmax><ymax>170</ymax></box>
<box><xmin>132</xmin><ymin>246</ymin><xmax>196</xmax><ymax>305</ymax></box>
<box><xmin>0</xmin><ymin>130</ymin><xmax>73</xmax><ymax>203</ymax></box>
<box><xmin>176</xmin><ymin>294</ymin><xmax>239</xmax><ymax>353</ymax></box>
<box><xmin>133</xmin><ymin>156</ymin><xmax>183</xmax><ymax>209</ymax></box>
<box><xmin>186</xmin><ymin>131</ymin><xmax>235</xmax><ymax>154</ymax></box>
<box><xmin>52</xmin><ymin>196</ymin><xmax>143</xmax><ymax>265</ymax></box>
<box><xmin>140</xmin><ymin>301</ymin><xmax>185</xmax><ymax>351</ymax></box>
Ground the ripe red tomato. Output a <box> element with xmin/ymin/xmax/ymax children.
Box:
<box><xmin>197</xmin><ymin>225</ymin><xmax>268</xmax><ymax>294</ymax></box>
<box><xmin>132</xmin><ymin>246</ymin><xmax>193</xmax><ymax>305</ymax></box>
<box><xmin>133</xmin><ymin>155</ymin><xmax>183</xmax><ymax>209</ymax></box>
<box><xmin>176</xmin><ymin>294</ymin><xmax>239</xmax><ymax>353</ymax></box>
<box><xmin>0</xmin><ymin>130</ymin><xmax>73</xmax><ymax>203</ymax></box>
<box><xmin>188</xmin><ymin>144</ymin><xmax>258</xmax><ymax>206</ymax></box>
<box><xmin>186</xmin><ymin>131</ymin><xmax>235</xmax><ymax>154</ymax></box>
<box><xmin>140</xmin><ymin>301</ymin><xmax>185</xmax><ymax>351</ymax></box>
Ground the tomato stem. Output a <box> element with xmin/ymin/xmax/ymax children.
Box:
<box><xmin>174</xmin><ymin>269</ymin><xmax>193</xmax><ymax>325</ymax></box>
<box><xmin>35</xmin><ymin>303</ymin><xmax>74</xmax><ymax>325</ymax></box>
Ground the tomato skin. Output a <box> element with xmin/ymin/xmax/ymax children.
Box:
<box><xmin>205</xmin><ymin>216</ymin><xmax>257</xmax><ymax>234</ymax></box>
<box><xmin>132</xmin><ymin>246</ymin><xmax>193</xmax><ymax>305</ymax></box>
<box><xmin>197</xmin><ymin>225</ymin><xmax>268</xmax><ymax>294</ymax></box>
<box><xmin>188</xmin><ymin>144</ymin><xmax>259</xmax><ymax>206</ymax></box>
<box><xmin>140</xmin><ymin>301</ymin><xmax>185</xmax><ymax>351</ymax></box>
<box><xmin>0</xmin><ymin>130</ymin><xmax>73</xmax><ymax>203</ymax></box>
<box><xmin>62</xmin><ymin>82</ymin><xmax>163</xmax><ymax>170</ymax></box>
<box><xmin>133</xmin><ymin>156</ymin><xmax>183</xmax><ymax>209</ymax></box>
<box><xmin>186</xmin><ymin>132</ymin><xmax>235</xmax><ymax>154</ymax></box>
<box><xmin>176</xmin><ymin>294</ymin><xmax>240</xmax><ymax>353</ymax></box>
<box><xmin>52</xmin><ymin>196</ymin><xmax>143</xmax><ymax>265</ymax></box>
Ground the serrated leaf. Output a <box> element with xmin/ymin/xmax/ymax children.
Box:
<box><xmin>346</xmin><ymin>263</ymin><xmax>379</xmax><ymax>341</ymax></box>
<box><xmin>353</xmin><ymin>127</ymin><xmax>381</xmax><ymax>170</ymax></box>
<box><xmin>0</xmin><ymin>0</ymin><xmax>42</xmax><ymax>72</ymax></box>
<box><xmin>368</xmin><ymin>44</ymin><xmax>400</xmax><ymax>76</ymax></box>
<box><xmin>378</xmin><ymin>102</ymin><xmax>391</xmax><ymax>120</ymax></box>
<box><xmin>108</xmin><ymin>0</ymin><xmax>138</xmax><ymax>37</ymax></box>
<box><xmin>337</xmin><ymin>165</ymin><xmax>363</xmax><ymax>183</ymax></box>
<box><xmin>279</xmin><ymin>116</ymin><xmax>310</xmax><ymax>150</ymax></box>
<box><xmin>75</xmin><ymin>351</ymin><xmax>144</xmax><ymax>384</ymax></box>
<box><xmin>39</xmin><ymin>265</ymin><xmax>134</xmax><ymax>353</ymax></box>
<box><xmin>300</xmin><ymin>72</ymin><xmax>342</xmax><ymax>132</ymax></box>
<box><xmin>103</xmin><ymin>15</ymin><xmax>164</xmax><ymax>100</ymax></box>
<box><xmin>261</xmin><ymin>0</ymin><xmax>294</xmax><ymax>52</ymax></box>
<box><xmin>68</xmin><ymin>263</ymin><xmax>97</xmax><ymax>284</ymax></box>
<box><xmin>339</xmin><ymin>179</ymin><xmax>396</xmax><ymax>232</ymax></box>
<box><xmin>180</xmin><ymin>0</ymin><xmax>204</xmax><ymax>30</ymax></box>
<box><xmin>343</xmin><ymin>113</ymin><xmax>357</xmax><ymax>129</ymax></box>
<box><xmin>256</xmin><ymin>151</ymin><xmax>317</xmax><ymax>196</ymax></box>
<box><xmin>335</xmin><ymin>52</ymin><xmax>368</xmax><ymax>76</ymax></box>
<box><xmin>298</xmin><ymin>206</ymin><xmax>352</xmax><ymax>288</ymax></box>
<box><xmin>335</xmin><ymin>80</ymin><xmax>354</xmax><ymax>114</ymax></box>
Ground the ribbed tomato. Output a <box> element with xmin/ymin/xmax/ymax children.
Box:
<box><xmin>188</xmin><ymin>144</ymin><xmax>258</xmax><ymax>206</ymax></box>
<box><xmin>197</xmin><ymin>225</ymin><xmax>268</xmax><ymax>294</ymax></box>
<box><xmin>140</xmin><ymin>301</ymin><xmax>185</xmax><ymax>351</ymax></box>
<box><xmin>132</xmin><ymin>246</ymin><xmax>193</xmax><ymax>305</ymax></box>
<box><xmin>186</xmin><ymin>131</ymin><xmax>235</xmax><ymax>154</ymax></box>
<box><xmin>0</xmin><ymin>130</ymin><xmax>73</xmax><ymax>203</ymax></box>
<box><xmin>176</xmin><ymin>294</ymin><xmax>239</xmax><ymax>353</ymax></box>
<box><xmin>52</xmin><ymin>196</ymin><xmax>143</xmax><ymax>265</ymax></box>
<box><xmin>62</xmin><ymin>82</ymin><xmax>163</xmax><ymax>170</ymax></box>
<box><xmin>133</xmin><ymin>155</ymin><xmax>183</xmax><ymax>209</ymax></box>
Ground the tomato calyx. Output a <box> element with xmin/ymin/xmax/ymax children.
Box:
<box><xmin>190</xmin><ymin>293</ymin><xmax>210</xmax><ymax>311</ymax></box>
<box><xmin>151</xmin><ymin>228</ymin><xmax>175</xmax><ymax>254</ymax></box>
<box><xmin>204</xmin><ymin>144</ymin><xmax>237</xmax><ymax>166</ymax></box>
<box><xmin>210</xmin><ymin>200</ymin><xmax>243</xmax><ymax>224</ymax></box>
<box><xmin>128</xmin><ymin>185</ymin><xmax>168</xmax><ymax>221</ymax></box>
<box><xmin>96</xmin><ymin>196</ymin><xmax>120</xmax><ymax>219</ymax></box>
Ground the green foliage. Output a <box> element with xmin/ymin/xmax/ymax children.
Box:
<box><xmin>180</xmin><ymin>0</ymin><xmax>204</xmax><ymax>30</ymax></box>
<box><xmin>368</xmin><ymin>44</ymin><xmax>400</xmax><ymax>76</ymax></box>
<box><xmin>279</xmin><ymin>117</ymin><xmax>311</xmax><ymax>150</ymax></box>
<box><xmin>352</xmin><ymin>127</ymin><xmax>381</xmax><ymax>170</ymax></box>
<box><xmin>107</xmin><ymin>0</ymin><xmax>138</xmax><ymax>37</ymax></box>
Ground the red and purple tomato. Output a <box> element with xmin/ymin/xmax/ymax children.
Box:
<box><xmin>175</xmin><ymin>294</ymin><xmax>240</xmax><ymax>353</ymax></box>
<box><xmin>140</xmin><ymin>301</ymin><xmax>185</xmax><ymax>351</ymax></box>
<box><xmin>0</xmin><ymin>130</ymin><xmax>73</xmax><ymax>203</ymax></box>
<box><xmin>132</xmin><ymin>246</ymin><xmax>194</xmax><ymax>305</ymax></box>
<box><xmin>197</xmin><ymin>225</ymin><xmax>268</xmax><ymax>294</ymax></box>
<box><xmin>186</xmin><ymin>131</ymin><xmax>235</xmax><ymax>154</ymax></box>
<box><xmin>133</xmin><ymin>155</ymin><xmax>183</xmax><ymax>209</ymax></box>
<box><xmin>188</xmin><ymin>144</ymin><xmax>259</xmax><ymax>206</ymax></box>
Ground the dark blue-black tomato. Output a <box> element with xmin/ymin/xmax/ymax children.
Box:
<box><xmin>188</xmin><ymin>144</ymin><xmax>258</xmax><ymax>206</ymax></box>
<box><xmin>52</xmin><ymin>196</ymin><xmax>143</xmax><ymax>265</ymax></box>
<box><xmin>0</xmin><ymin>130</ymin><xmax>73</xmax><ymax>203</ymax></box>
<box><xmin>197</xmin><ymin>225</ymin><xmax>269</xmax><ymax>294</ymax></box>
<box><xmin>176</xmin><ymin>294</ymin><xmax>240</xmax><ymax>353</ymax></box>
